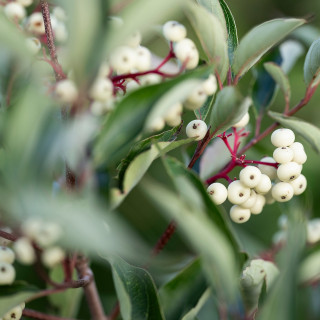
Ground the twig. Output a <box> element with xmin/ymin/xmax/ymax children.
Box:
<box><xmin>23</xmin><ymin>309</ymin><xmax>76</xmax><ymax>320</ymax></box>
<box><xmin>0</xmin><ymin>229</ymin><xmax>18</xmax><ymax>242</ymax></box>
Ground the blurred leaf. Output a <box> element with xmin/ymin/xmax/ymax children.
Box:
<box><xmin>93</xmin><ymin>67</ymin><xmax>212</xmax><ymax>167</ymax></box>
<box><xmin>181</xmin><ymin>289</ymin><xmax>211</xmax><ymax>320</ymax></box>
<box><xmin>304</xmin><ymin>38</ymin><xmax>320</xmax><ymax>88</ymax></box>
<box><xmin>264</xmin><ymin>62</ymin><xmax>291</xmax><ymax>103</ymax></box>
<box><xmin>232</xmin><ymin>18</ymin><xmax>305</xmax><ymax>80</ymax></box>
<box><xmin>292</xmin><ymin>25</ymin><xmax>320</xmax><ymax>47</ymax></box>
<box><xmin>268</xmin><ymin>111</ymin><xmax>320</xmax><ymax>154</ymax></box>
<box><xmin>108</xmin><ymin>256</ymin><xmax>165</xmax><ymax>320</ymax></box>
<box><xmin>194</xmin><ymin>95</ymin><xmax>214</xmax><ymax>121</ymax></box>
<box><xmin>279</xmin><ymin>40</ymin><xmax>305</xmax><ymax>74</ymax></box>
<box><xmin>299</xmin><ymin>250</ymin><xmax>320</xmax><ymax>284</ymax></box>
<box><xmin>219</xmin><ymin>0</ymin><xmax>238</xmax><ymax>63</ymax></box>
<box><xmin>0</xmin><ymin>282</ymin><xmax>38</xmax><ymax>317</ymax></box>
<box><xmin>251</xmin><ymin>48</ymin><xmax>282</xmax><ymax>113</ymax></box>
<box><xmin>210</xmin><ymin>86</ymin><xmax>250</xmax><ymax>134</ymax></box>
<box><xmin>142</xmin><ymin>177</ymin><xmax>238</xmax><ymax>302</ymax></box>
<box><xmin>185</xmin><ymin>2</ymin><xmax>229</xmax><ymax>82</ymax></box>
<box><xmin>159</xmin><ymin>259</ymin><xmax>207</xmax><ymax>320</ymax></box>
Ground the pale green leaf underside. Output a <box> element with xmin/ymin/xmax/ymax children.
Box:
<box><xmin>304</xmin><ymin>38</ymin><xmax>320</xmax><ymax>87</ymax></box>
<box><xmin>233</xmin><ymin>18</ymin><xmax>305</xmax><ymax>79</ymax></box>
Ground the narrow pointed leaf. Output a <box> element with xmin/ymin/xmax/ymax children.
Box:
<box><xmin>304</xmin><ymin>38</ymin><xmax>320</xmax><ymax>88</ymax></box>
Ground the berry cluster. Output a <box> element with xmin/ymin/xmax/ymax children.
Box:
<box><xmin>206</xmin><ymin>128</ymin><xmax>307</xmax><ymax>224</ymax></box>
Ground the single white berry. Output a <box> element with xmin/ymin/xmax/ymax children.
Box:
<box><xmin>273</xmin><ymin>147</ymin><xmax>294</xmax><ymax>164</ymax></box>
<box><xmin>91</xmin><ymin>101</ymin><xmax>114</xmax><ymax>116</ymax></box>
<box><xmin>307</xmin><ymin>219</ymin><xmax>320</xmax><ymax>244</ymax></box>
<box><xmin>250</xmin><ymin>194</ymin><xmax>266</xmax><ymax>215</ymax></box>
<box><xmin>184</xmin><ymin>86</ymin><xmax>207</xmax><ymax>110</ymax></box>
<box><xmin>42</xmin><ymin>247</ymin><xmax>66</xmax><ymax>268</ymax></box>
<box><xmin>271</xmin><ymin>128</ymin><xmax>295</xmax><ymax>147</ymax></box>
<box><xmin>290</xmin><ymin>142</ymin><xmax>307</xmax><ymax>164</ymax></box>
<box><xmin>186</xmin><ymin>120</ymin><xmax>207</xmax><ymax>141</ymax></box>
<box><xmin>89</xmin><ymin>78</ymin><xmax>113</xmax><ymax>102</ymax></box>
<box><xmin>25</xmin><ymin>37</ymin><xmax>41</xmax><ymax>54</ymax></box>
<box><xmin>230</xmin><ymin>205</ymin><xmax>251</xmax><ymax>223</ymax></box>
<box><xmin>126</xmin><ymin>80</ymin><xmax>140</xmax><ymax>92</ymax></box>
<box><xmin>277</xmin><ymin>162</ymin><xmax>302</xmax><ymax>182</ymax></box>
<box><xmin>146</xmin><ymin>117</ymin><xmax>165</xmax><ymax>132</ymax></box>
<box><xmin>227</xmin><ymin>180</ymin><xmax>251</xmax><ymax>205</ymax></box>
<box><xmin>271</xmin><ymin>182</ymin><xmax>294</xmax><ymax>202</ymax></box>
<box><xmin>53</xmin><ymin>7</ymin><xmax>67</xmax><ymax>21</ymax></box>
<box><xmin>241</xmin><ymin>189</ymin><xmax>257</xmax><ymax>209</ymax></box>
<box><xmin>134</xmin><ymin>46</ymin><xmax>152</xmax><ymax>72</ymax></box>
<box><xmin>164</xmin><ymin>102</ymin><xmax>183</xmax><ymax>127</ymax></box>
<box><xmin>174</xmin><ymin>39</ymin><xmax>199</xmax><ymax>67</ymax></box>
<box><xmin>17</xmin><ymin>0</ymin><xmax>33</xmax><ymax>7</ymax></box>
<box><xmin>257</xmin><ymin>157</ymin><xmax>277</xmax><ymax>180</ymax></box>
<box><xmin>163</xmin><ymin>21</ymin><xmax>187</xmax><ymax>42</ymax></box>
<box><xmin>202</xmin><ymin>75</ymin><xmax>217</xmax><ymax>96</ymax></box>
<box><xmin>0</xmin><ymin>227</ymin><xmax>12</xmax><ymax>246</ymax></box>
<box><xmin>97</xmin><ymin>62</ymin><xmax>111</xmax><ymax>78</ymax></box>
<box><xmin>185</xmin><ymin>52</ymin><xmax>199</xmax><ymax>70</ymax></box>
<box><xmin>239</xmin><ymin>166</ymin><xmax>262</xmax><ymax>188</ymax></box>
<box><xmin>140</xmin><ymin>74</ymin><xmax>162</xmax><ymax>86</ymax></box>
<box><xmin>27</xmin><ymin>12</ymin><xmax>46</xmax><ymax>35</ymax></box>
<box><xmin>54</xmin><ymin>23</ymin><xmax>68</xmax><ymax>43</ymax></box>
<box><xmin>278</xmin><ymin>214</ymin><xmax>288</xmax><ymax>230</ymax></box>
<box><xmin>54</xmin><ymin>79</ymin><xmax>78</xmax><ymax>104</ymax></box>
<box><xmin>207</xmin><ymin>183</ymin><xmax>228</xmax><ymax>205</ymax></box>
<box><xmin>0</xmin><ymin>247</ymin><xmax>15</xmax><ymax>264</ymax></box>
<box><xmin>34</xmin><ymin>222</ymin><xmax>62</xmax><ymax>248</ymax></box>
<box><xmin>0</xmin><ymin>262</ymin><xmax>15</xmax><ymax>285</ymax></box>
<box><xmin>13</xmin><ymin>237</ymin><xmax>36</xmax><ymax>265</ymax></box>
<box><xmin>254</xmin><ymin>174</ymin><xmax>272</xmax><ymax>194</ymax></box>
<box><xmin>233</xmin><ymin>112</ymin><xmax>250</xmax><ymax>128</ymax></box>
<box><xmin>3</xmin><ymin>306</ymin><xmax>23</xmax><ymax>320</ymax></box>
<box><xmin>289</xmin><ymin>174</ymin><xmax>307</xmax><ymax>195</ymax></box>
<box><xmin>109</xmin><ymin>46</ymin><xmax>137</xmax><ymax>74</ymax></box>
<box><xmin>4</xmin><ymin>3</ymin><xmax>26</xmax><ymax>21</ymax></box>
<box><xmin>126</xmin><ymin>31</ymin><xmax>142</xmax><ymax>48</ymax></box>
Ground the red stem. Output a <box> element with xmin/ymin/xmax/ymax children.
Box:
<box><xmin>215</xmin><ymin>71</ymin><xmax>223</xmax><ymax>90</ymax></box>
<box><xmin>0</xmin><ymin>230</ymin><xmax>18</xmax><ymax>242</ymax></box>
<box><xmin>23</xmin><ymin>309</ymin><xmax>76</xmax><ymax>320</ymax></box>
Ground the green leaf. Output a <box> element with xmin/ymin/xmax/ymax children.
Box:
<box><xmin>93</xmin><ymin>67</ymin><xmax>212</xmax><ymax>167</ymax></box>
<box><xmin>268</xmin><ymin>111</ymin><xmax>320</xmax><ymax>154</ymax></box>
<box><xmin>210</xmin><ymin>86</ymin><xmax>251</xmax><ymax>134</ymax></box>
<box><xmin>219</xmin><ymin>0</ymin><xmax>238</xmax><ymax>63</ymax></box>
<box><xmin>232</xmin><ymin>18</ymin><xmax>305</xmax><ymax>80</ymax></box>
<box><xmin>142</xmin><ymin>176</ymin><xmax>239</xmax><ymax>302</ymax></box>
<box><xmin>185</xmin><ymin>2</ymin><xmax>229</xmax><ymax>81</ymax></box>
<box><xmin>159</xmin><ymin>259</ymin><xmax>207</xmax><ymax>320</ymax></box>
<box><xmin>181</xmin><ymin>289</ymin><xmax>211</xmax><ymax>320</ymax></box>
<box><xmin>304</xmin><ymin>38</ymin><xmax>320</xmax><ymax>88</ymax></box>
<box><xmin>264</xmin><ymin>62</ymin><xmax>291</xmax><ymax>103</ymax></box>
<box><xmin>0</xmin><ymin>282</ymin><xmax>38</xmax><ymax>317</ymax></box>
<box><xmin>292</xmin><ymin>25</ymin><xmax>320</xmax><ymax>47</ymax></box>
<box><xmin>299</xmin><ymin>250</ymin><xmax>320</xmax><ymax>284</ymax></box>
<box><xmin>194</xmin><ymin>95</ymin><xmax>214</xmax><ymax>121</ymax></box>
<box><xmin>108</xmin><ymin>256</ymin><xmax>165</xmax><ymax>320</ymax></box>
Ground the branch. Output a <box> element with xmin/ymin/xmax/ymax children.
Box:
<box><xmin>23</xmin><ymin>309</ymin><xmax>76</xmax><ymax>320</ymax></box>
<box><xmin>0</xmin><ymin>229</ymin><xmax>18</xmax><ymax>242</ymax></box>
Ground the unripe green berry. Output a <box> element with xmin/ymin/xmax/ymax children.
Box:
<box><xmin>239</xmin><ymin>166</ymin><xmax>262</xmax><ymax>188</ymax></box>
<box><xmin>289</xmin><ymin>174</ymin><xmax>307</xmax><ymax>195</ymax></box>
<box><xmin>207</xmin><ymin>182</ymin><xmax>228</xmax><ymax>205</ymax></box>
<box><xmin>273</xmin><ymin>147</ymin><xmax>294</xmax><ymax>164</ymax></box>
<box><xmin>227</xmin><ymin>180</ymin><xmax>251</xmax><ymax>205</ymax></box>
<box><xmin>230</xmin><ymin>205</ymin><xmax>251</xmax><ymax>223</ymax></box>
<box><xmin>254</xmin><ymin>174</ymin><xmax>272</xmax><ymax>194</ymax></box>
<box><xmin>277</xmin><ymin>162</ymin><xmax>301</xmax><ymax>182</ymax></box>
<box><xmin>271</xmin><ymin>182</ymin><xmax>294</xmax><ymax>202</ymax></box>
<box><xmin>186</xmin><ymin>120</ymin><xmax>207</xmax><ymax>141</ymax></box>
<box><xmin>271</xmin><ymin>128</ymin><xmax>295</xmax><ymax>147</ymax></box>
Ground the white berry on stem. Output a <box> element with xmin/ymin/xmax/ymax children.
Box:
<box><xmin>250</xmin><ymin>194</ymin><xmax>266</xmax><ymax>215</ymax></box>
<box><xmin>230</xmin><ymin>205</ymin><xmax>251</xmax><ymax>223</ymax></box>
<box><xmin>289</xmin><ymin>174</ymin><xmax>307</xmax><ymax>195</ymax></box>
<box><xmin>239</xmin><ymin>166</ymin><xmax>262</xmax><ymax>188</ymax></box>
<box><xmin>277</xmin><ymin>162</ymin><xmax>302</xmax><ymax>182</ymax></box>
<box><xmin>109</xmin><ymin>46</ymin><xmax>137</xmax><ymax>75</ymax></box>
<box><xmin>254</xmin><ymin>174</ymin><xmax>272</xmax><ymax>194</ymax></box>
<box><xmin>233</xmin><ymin>112</ymin><xmax>250</xmax><ymax>128</ymax></box>
<box><xmin>271</xmin><ymin>182</ymin><xmax>294</xmax><ymax>202</ymax></box>
<box><xmin>13</xmin><ymin>237</ymin><xmax>36</xmax><ymax>265</ymax></box>
<box><xmin>54</xmin><ymin>79</ymin><xmax>78</xmax><ymax>104</ymax></box>
<box><xmin>207</xmin><ymin>183</ymin><xmax>228</xmax><ymax>205</ymax></box>
<box><xmin>163</xmin><ymin>21</ymin><xmax>187</xmax><ymax>42</ymax></box>
<box><xmin>257</xmin><ymin>157</ymin><xmax>277</xmax><ymax>180</ymax></box>
<box><xmin>241</xmin><ymin>190</ymin><xmax>257</xmax><ymax>209</ymax></box>
<box><xmin>273</xmin><ymin>147</ymin><xmax>294</xmax><ymax>164</ymax></box>
<box><xmin>202</xmin><ymin>75</ymin><xmax>217</xmax><ymax>96</ymax></box>
<box><xmin>4</xmin><ymin>3</ymin><xmax>26</xmax><ymax>22</ymax></box>
<box><xmin>0</xmin><ymin>262</ymin><xmax>15</xmax><ymax>285</ymax></box>
<box><xmin>0</xmin><ymin>247</ymin><xmax>15</xmax><ymax>264</ymax></box>
<box><xmin>271</xmin><ymin>128</ymin><xmax>295</xmax><ymax>147</ymax></box>
<box><xmin>227</xmin><ymin>180</ymin><xmax>251</xmax><ymax>205</ymax></box>
<box><xmin>3</xmin><ymin>306</ymin><xmax>23</xmax><ymax>320</ymax></box>
<box><xmin>290</xmin><ymin>142</ymin><xmax>307</xmax><ymax>164</ymax></box>
<box><xmin>186</xmin><ymin>120</ymin><xmax>207</xmax><ymax>141</ymax></box>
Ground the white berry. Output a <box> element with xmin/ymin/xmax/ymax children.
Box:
<box><xmin>34</xmin><ymin>222</ymin><xmax>62</xmax><ymax>248</ymax></box>
<box><xmin>254</xmin><ymin>174</ymin><xmax>272</xmax><ymax>194</ymax></box>
<box><xmin>140</xmin><ymin>74</ymin><xmax>162</xmax><ymax>86</ymax></box>
<box><xmin>174</xmin><ymin>39</ymin><xmax>199</xmax><ymax>68</ymax></box>
<box><xmin>185</xmin><ymin>52</ymin><xmax>199</xmax><ymax>70</ymax></box>
<box><xmin>0</xmin><ymin>247</ymin><xmax>15</xmax><ymax>264</ymax></box>
<box><xmin>0</xmin><ymin>262</ymin><xmax>15</xmax><ymax>285</ymax></box>
<box><xmin>227</xmin><ymin>180</ymin><xmax>251</xmax><ymax>205</ymax></box>
<box><xmin>134</xmin><ymin>46</ymin><xmax>152</xmax><ymax>72</ymax></box>
<box><xmin>146</xmin><ymin>117</ymin><xmax>165</xmax><ymax>132</ymax></box>
<box><xmin>27</xmin><ymin>12</ymin><xmax>46</xmax><ymax>35</ymax></box>
<box><xmin>241</xmin><ymin>189</ymin><xmax>257</xmax><ymax>209</ymax></box>
<box><xmin>13</xmin><ymin>237</ymin><xmax>36</xmax><ymax>265</ymax></box>
<box><xmin>307</xmin><ymin>219</ymin><xmax>320</xmax><ymax>244</ymax></box>
<box><xmin>250</xmin><ymin>194</ymin><xmax>266</xmax><ymax>215</ymax></box>
<box><xmin>89</xmin><ymin>78</ymin><xmax>113</xmax><ymax>102</ymax></box>
<box><xmin>54</xmin><ymin>23</ymin><xmax>68</xmax><ymax>43</ymax></box>
<box><xmin>91</xmin><ymin>101</ymin><xmax>114</xmax><ymax>116</ymax></box>
<box><xmin>54</xmin><ymin>79</ymin><xmax>78</xmax><ymax>104</ymax></box>
<box><xmin>271</xmin><ymin>128</ymin><xmax>295</xmax><ymax>147</ymax></box>
<box><xmin>126</xmin><ymin>31</ymin><xmax>142</xmax><ymax>48</ymax></box>
<box><xmin>0</xmin><ymin>228</ymin><xmax>12</xmax><ymax>246</ymax></box>
<box><xmin>290</xmin><ymin>143</ymin><xmax>307</xmax><ymax>164</ymax></box>
<box><xmin>273</xmin><ymin>147</ymin><xmax>294</xmax><ymax>164</ymax></box>
<box><xmin>4</xmin><ymin>3</ymin><xmax>26</xmax><ymax>21</ymax></box>
<box><xmin>207</xmin><ymin>183</ymin><xmax>228</xmax><ymax>205</ymax></box>
<box><xmin>289</xmin><ymin>174</ymin><xmax>307</xmax><ymax>195</ymax></box>
<box><xmin>3</xmin><ymin>306</ymin><xmax>23</xmax><ymax>320</ymax></box>
<box><xmin>53</xmin><ymin>6</ymin><xmax>67</xmax><ymax>21</ymax></box>
<box><xmin>239</xmin><ymin>166</ymin><xmax>262</xmax><ymax>188</ymax></box>
<box><xmin>277</xmin><ymin>162</ymin><xmax>302</xmax><ymax>182</ymax></box>
<box><xmin>186</xmin><ymin>120</ymin><xmax>207</xmax><ymax>141</ymax></box>
<box><xmin>233</xmin><ymin>112</ymin><xmax>250</xmax><ymax>128</ymax></box>
<box><xmin>271</xmin><ymin>182</ymin><xmax>294</xmax><ymax>202</ymax></box>
<box><xmin>109</xmin><ymin>46</ymin><xmax>137</xmax><ymax>74</ymax></box>
<box><xmin>163</xmin><ymin>21</ymin><xmax>187</xmax><ymax>42</ymax></box>
<box><xmin>17</xmin><ymin>0</ymin><xmax>33</xmax><ymax>6</ymax></box>
<box><xmin>97</xmin><ymin>62</ymin><xmax>111</xmax><ymax>78</ymax></box>
<box><xmin>257</xmin><ymin>157</ymin><xmax>277</xmax><ymax>180</ymax></box>
<box><xmin>26</xmin><ymin>37</ymin><xmax>41</xmax><ymax>54</ymax></box>
<box><xmin>184</xmin><ymin>86</ymin><xmax>207</xmax><ymax>110</ymax></box>
<box><xmin>42</xmin><ymin>247</ymin><xmax>66</xmax><ymax>268</ymax></box>
<box><xmin>230</xmin><ymin>205</ymin><xmax>251</xmax><ymax>223</ymax></box>
<box><xmin>202</xmin><ymin>75</ymin><xmax>218</xmax><ymax>96</ymax></box>
<box><xmin>164</xmin><ymin>102</ymin><xmax>183</xmax><ymax>127</ymax></box>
